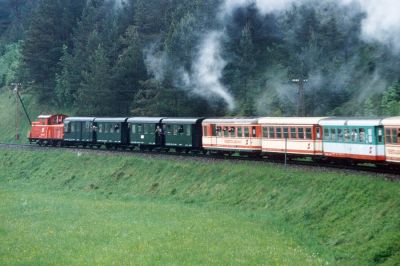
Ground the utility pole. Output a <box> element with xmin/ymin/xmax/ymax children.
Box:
<box><xmin>12</xmin><ymin>83</ymin><xmax>21</xmax><ymax>140</ymax></box>
<box><xmin>11</xmin><ymin>83</ymin><xmax>32</xmax><ymax>141</ymax></box>
<box><xmin>292</xmin><ymin>78</ymin><xmax>308</xmax><ymax>117</ymax></box>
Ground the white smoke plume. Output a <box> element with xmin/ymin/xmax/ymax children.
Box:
<box><xmin>341</xmin><ymin>0</ymin><xmax>400</xmax><ymax>53</ymax></box>
<box><xmin>178</xmin><ymin>31</ymin><xmax>236</xmax><ymax>110</ymax></box>
<box><xmin>144</xmin><ymin>43</ymin><xmax>167</xmax><ymax>82</ymax></box>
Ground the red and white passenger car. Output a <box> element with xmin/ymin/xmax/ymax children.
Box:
<box><xmin>202</xmin><ymin>118</ymin><xmax>261</xmax><ymax>154</ymax></box>
<box><xmin>258</xmin><ymin>117</ymin><xmax>327</xmax><ymax>157</ymax></box>
<box><xmin>382</xmin><ymin>117</ymin><xmax>400</xmax><ymax>164</ymax></box>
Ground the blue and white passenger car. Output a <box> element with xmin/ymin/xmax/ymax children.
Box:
<box><xmin>319</xmin><ymin>118</ymin><xmax>385</xmax><ymax>162</ymax></box>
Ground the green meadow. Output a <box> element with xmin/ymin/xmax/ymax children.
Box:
<box><xmin>0</xmin><ymin>149</ymin><xmax>399</xmax><ymax>265</ymax></box>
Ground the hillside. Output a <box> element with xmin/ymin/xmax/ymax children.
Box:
<box><xmin>1</xmin><ymin>149</ymin><xmax>399</xmax><ymax>265</ymax></box>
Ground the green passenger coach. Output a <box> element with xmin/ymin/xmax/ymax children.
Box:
<box><xmin>162</xmin><ymin>118</ymin><xmax>204</xmax><ymax>152</ymax></box>
<box><xmin>127</xmin><ymin>117</ymin><xmax>164</xmax><ymax>150</ymax></box>
<box><xmin>94</xmin><ymin>117</ymin><xmax>129</xmax><ymax>148</ymax></box>
<box><xmin>64</xmin><ymin>117</ymin><xmax>96</xmax><ymax>146</ymax></box>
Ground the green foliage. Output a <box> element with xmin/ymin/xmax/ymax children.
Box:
<box><xmin>381</xmin><ymin>82</ymin><xmax>400</xmax><ymax>116</ymax></box>
<box><xmin>0</xmin><ymin>41</ymin><xmax>21</xmax><ymax>87</ymax></box>
<box><xmin>1</xmin><ymin>0</ymin><xmax>400</xmax><ymax>116</ymax></box>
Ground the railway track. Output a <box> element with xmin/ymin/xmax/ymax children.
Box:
<box><xmin>0</xmin><ymin>142</ymin><xmax>399</xmax><ymax>180</ymax></box>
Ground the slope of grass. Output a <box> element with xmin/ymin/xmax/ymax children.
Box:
<box><xmin>0</xmin><ymin>187</ymin><xmax>324</xmax><ymax>265</ymax></box>
<box><xmin>0</xmin><ymin>149</ymin><xmax>399</xmax><ymax>265</ymax></box>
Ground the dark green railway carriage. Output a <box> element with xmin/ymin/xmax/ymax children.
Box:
<box><xmin>162</xmin><ymin>118</ymin><xmax>204</xmax><ymax>151</ymax></box>
<box><xmin>127</xmin><ymin>117</ymin><xmax>164</xmax><ymax>149</ymax></box>
<box><xmin>94</xmin><ymin>118</ymin><xmax>129</xmax><ymax>148</ymax></box>
<box><xmin>64</xmin><ymin>117</ymin><xmax>96</xmax><ymax>146</ymax></box>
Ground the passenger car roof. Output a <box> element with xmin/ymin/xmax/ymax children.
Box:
<box><xmin>258</xmin><ymin>117</ymin><xmax>329</xmax><ymax>125</ymax></box>
<box><xmin>381</xmin><ymin>117</ymin><xmax>400</xmax><ymax>126</ymax></box>
<box><xmin>162</xmin><ymin>118</ymin><xmax>204</xmax><ymax>124</ymax></box>
<box><xmin>319</xmin><ymin>118</ymin><xmax>386</xmax><ymax>126</ymax></box>
<box><xmin>94</xmin><ymin>117</ymin><xmax>128</xmax><ymax>123</ymax></box>
<box><xmin>127</xmin><ymin>117</ymin><xmax>164</xmax><ymax>123</ymax></box>
<box><xmin>65</xmin><ymin>117</ymin><xmax>96</xmax><ymax>122</ymax></box>
<box><xmin>203</xmin><ymin>118</ymin><xmax>259</xmax><ymax>124</ymax></box>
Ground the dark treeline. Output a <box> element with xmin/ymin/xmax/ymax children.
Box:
<box><xmin>0</xmin><ymin>0</ymin><xmax>400</xmax><ymax>117</ymax></box>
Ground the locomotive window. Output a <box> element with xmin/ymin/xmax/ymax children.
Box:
<box><xmin>306</xmin><ymin>128</ymin><xmax>312</xmax><ymax>140</ymax></box>
<box><xmin>276</xmin><ymin>127</ymin><xmax>282</xmax><ymax>139</ymax></box>
<box><xmin>386</xmin><ymin>128</ymin><xmax>391</xmax><ymax>143</ymax></box>
<box><xmin>337</xmin><ymin>129</ymin><xmax>343</xmax><ymax>142</ymax></box>
<box><xmin>392</xmin><ymin>128</ymin><xmax>398</xmax><ymax>144</ymax></box>
<box><xmin>252</xmin><ymin>127</ymin><xmax>256</xmax><ymax>137</ymax></box>
<box><xmin>269</xmin><ymin>127</ymin><xmax>275</xmax><ymax>139</ymax></box>
<box><xmin>298</xmin><ymin>128</ymin><xmax>304</xmax><ymax>139</ymax></box>
<box><xmin>290</xmin><ymin>127</ymin><xmax>296</xmax><ymax>139</ymax></box>
<box><xmin>359</xmin><ymin>128</ymin><xmax>365</xmax><ymax>143</ymax></box>
<box><xmin>244</xmin><ymin>127</ymin><xmax>249</xmax><ymax>137</ymax></box>
<box><xmin>187</xmin><ymin>125</ymin><xmax>191</xmax><ymax>136</ymax></box>
<box><xmin>330</xmin><ymin>128</ymin><xmax>336</xmax><ymax>141</ymax></box>
<box><xmin>238</xmin><ymin>127</ymin><xmax>243</xmax><ymax>137</ymax></box>
<box><xmin>283</xmin><ymin>127</ymin><xmax>289</xmax><ymax>139</ymax></box>
<box><xmin>262</xmin><ymin>127</ymin><xmax>268</xmax><ymax>138</ymax></box>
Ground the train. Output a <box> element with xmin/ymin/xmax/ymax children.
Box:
<box><xmin>28</xmin><ymin>114</ymin><xmax>400</xmax><ymax>168</ymax></box>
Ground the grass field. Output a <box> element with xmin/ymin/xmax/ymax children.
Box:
<box><xmin>0</xmin><ymin>149</ymin><xmax>399</xmax><ymax>265</ymax></box>
<box><xmin>0</xmin><ymin>187</ymin><xmax>324</xmax><ymax>265</ymax></box>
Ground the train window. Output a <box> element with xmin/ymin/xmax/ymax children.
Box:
<box><xmin>290</xmin><ymin>127</ymin><xmax>296</xmax><ymax>139</ymax></box>
<box><xmin>115</xmin><ymin>124</ymin><xmax>120</xmax><ymax>133</ymax></box>
<box><xmin>238</xmin><ymin>127</ymin><xmax>243</xmax><ymax>137</ymax></box>
<box><xmin>306</xmin><ymin>128</ymin><xmax>312</xmax><ymax>140</ymax></box>
<box><xmin>132</xmin><ymin>124</ymin><xmax>136</xmax><ymax>134</ymax></box>
<box><xmin>378</xmin><ymin>128</ymin><xmax>383</xmax><ymax>143</ymax></box>
<box><xmin>187</xmin><ymin>125</ymin><xmax>191</xmax><ymax>136</ymax></box>
<box><xmin>203</xmin><ymin>126</ymin><xmax>207</xmax><ymax>137</ymax></box>
<box><xmin>276</xmin><ymin>127</ymin><xmax>282</xmax><ymax>139</ymax></box>
<box><xmin>324</xmin><ymin>128</ymin><xmax>330</xmax><ymax>141</ymax></box>
<box><xmin>269</xmin><ymin>127</ymin><xmax>275</xmax><ymax>139</ymax></box>
<box><xmin>216</xmin><ymin>126</ymin><xmax>222</xmax><ymax>137</ymax></box>
<box><xmin>262</xmin><ymin>127</ymin><xmax>268</xmax><ymax>138</ymax></box>
<box><xmin>316</xmin><ymin>127</ymin><xmax>321</xmax><ymax>139</ymax></box>
<box><xmin>230</xmin><ymin>127</ymin><xmax>236</xmax><ymax>137</ymax></box>
<box><xmin>359</xmin><ymin>128</ymin><xmax>365</xmax><ymax>143</ymax></box>
<box><xmin>298</xmin><ymin>128</ymin><xmax>304</xmax><ymax>139</ymax></box>
<box><xmin>105</xmin><ymin>123</ymin><xmax>109</xmax><ymax>133</ymax></box>
<box><xmin>252</xmin><ymin>127</ymin><xmax>256</xmax><ymax>137</ymax></box>
<box><xmin>367</xmin><ymin>128</ymin><xmax>373</xmax><ymax>144</ymax></box>
<box><xmin>211</xmin><ymin>125</ymin><xmax>216</xmax><ymax>136</ymax></box>
<box><xmin>351</xmin><ymin>129</ymin><xmax>357</xmax><ymax>142</ymax></box>
<box><xmin>330</xmin><ymin>128</ymin><xmax>336</xmax><ymax>141</ymax></box>
<box><xmin>283</xmin><ymin>127</ymin><xmax>289</xmax><ymax>138</ymax></box>
<box><xmin>71</xmin><ymin>123</ymin><xmax>75</xmax><ymax>133</ymax></box>
<box><xmin>98</xmin><ymin>124</ymin><xmax>102</xmax><ymax>133</ymax></box>
<box><xmin>344</xmin><ymin>128</ymin><xmax>350</xmax><ymax>142</ymax></box>
<box><xmin>244</xmin><ymin>127</ymin><xmax>249</xmax><ymax>137</ymax></box>
<box><xmin>110</xmin><ymin>124</ymin><xmax>115</xmax><ymax>133</ymax></box>
<box><xmin>337</xmin><ymin>128</ymin><xmax>343</xmax><ymax>142</ymax></box>
<box><xmin>385</xmin><ymin>128</ymin><xmax>391</xmax><ymax>143</ymax></box>
<box><xmin>222</xmin><ymin>127</ymin><xmax>228</xmax><ymax>137</ymax></box>
<box><xmin>392</xmin><ymin>128</ymin><xmax>398</xmax><ymax>144</ymax></box>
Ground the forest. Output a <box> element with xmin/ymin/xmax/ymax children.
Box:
<box><xmin>0</xmin><ymin>0</ymin><xmax>400</xmax><ymax>117</ymax></box>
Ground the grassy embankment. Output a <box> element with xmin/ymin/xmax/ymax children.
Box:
<box><xmin>0</xmin><ymin>149</ymin><xmax>399</xmax><ymax>265</ymax></box>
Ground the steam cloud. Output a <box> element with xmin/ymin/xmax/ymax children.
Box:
<box><xmin>144</xmin><ymin>0</ymin><xmax>400</xmax><ymax>113</ymax></box>
<box><xmin>341</xmin><ymin>0</ymin><xmax>400</xmax><ymax>53</ymax></box>
<box><xmin>178</xmin><ymin>32</ymin><xmax>235</xmax><ymax>110</ymax></box>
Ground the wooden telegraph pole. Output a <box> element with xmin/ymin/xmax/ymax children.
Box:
<box><xmin>11</xmin><ymin>83</ymin><xmax>32</xmax><ymax>141</ymax></box>
<box><xmin>292</xmin><ymin>78</ymin><xmax>308</xmax><ymax>117</ymax></box>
